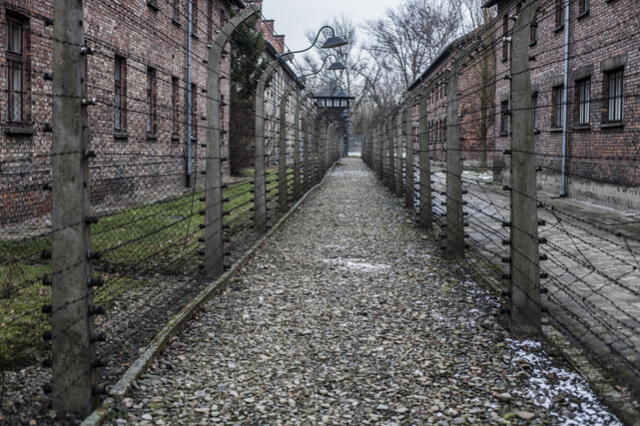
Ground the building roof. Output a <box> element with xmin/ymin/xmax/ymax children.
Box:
<box><xmin>407</xmin><ymin>41</ymin><xmax>456</xmax><ymax>92</ymax></box>
<box><xmin>481</xmin><ymin>0</ymin><xmax>499</xmax><ymax>8</ymax></box>
<box><xmin>226</xmin><ymin>0</ymin><xmax>246</xmax><ymax>8</ymax></box>
<box><xmin>265</xmin><ymin>43</ymin><xmax>305</xmax><ymax>89</ymax></box>
<box><xmin>314</xmin><ymin>81</ymin><xmax>355</xmax><ymax>99</ymax></box>
<box><xmin>407</xmin><ymin>28</ymin><xmax>483</xmax><ymax>92</ymax></box>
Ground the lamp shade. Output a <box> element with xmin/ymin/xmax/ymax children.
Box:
<box><xmin>328</xmin><ymin>61</ymin><xmax>347</xmax><ymax>71</ymax></box>
<box><xmin>321</xmin><ymin>36</ymin><xmax>349</xmax><ymax>49</ymax></box>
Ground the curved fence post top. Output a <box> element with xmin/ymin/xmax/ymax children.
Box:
<box><xmin>213</xmin><ymin>3</ymin><xmax>262</xmax><ymax>49</ymax></box>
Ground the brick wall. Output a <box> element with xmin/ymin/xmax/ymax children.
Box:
<box><xmin>0</xmin><ymin>0</ymin><xmax>238</xmax><ymax>225</ymax></box>
<box><xmin>491</xmin><ymin>0</ymin><xmax>640</xmax><ymax>192</ymax></box>
<box><xmin>408</xmin><ymin>32</ymin><xmax>495</xmax><ymax>167</ymax></box>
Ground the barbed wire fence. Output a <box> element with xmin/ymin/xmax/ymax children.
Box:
<box><xmin>362</xmin><ymin>0</ymin><xmax>640</xmax><ymax>401</ymax></box>
<box><xmin>0</xmin><ymin>0</ymin><xmax>342</xmax><ymax>420</ymax></box>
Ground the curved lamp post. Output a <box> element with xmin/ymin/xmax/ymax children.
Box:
<box><xmin>254</xmin><ymin>27</ymin><xmax>349</xmax><ymax>233</ymax></box>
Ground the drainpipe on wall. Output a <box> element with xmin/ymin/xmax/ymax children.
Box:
<box><xmin>185</xmin><ymin>0</ymin><xmax>194</xmax><ymax>187</ymax></box>
<box><xmin>559</xmin><ymin>0</ymin><xmax>571</xmax><ymax>197</ymax></box>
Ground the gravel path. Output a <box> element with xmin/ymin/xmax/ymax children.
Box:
<box><xmin>106</xmin><ymin>158</ymin><xmax>620</xmax><ymax>425</ymax></box>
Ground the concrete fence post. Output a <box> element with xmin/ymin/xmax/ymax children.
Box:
<box><xmin>379</xmin><ymin>125</ymin><xmax>385</xmax><ymax>179</ymax></box>
<box><xmin>418</xmin><ymin>91</ymin><xmax>433</xmax><ymax>230</ymax></box>
<box><xmin>445</xmin><ymin>69</ymin><xmax>465</xmax><ymax>260</ymax></box>
<box><xmin>254</xmin><ymin>58</ymin><xmax>282</xmax><ymax>233</ymax></box>
<box><xmin>395</xmin><ymin>111</ymin><xmax>404</xmax><ymax>198</ymax></box>
<box><xmin>509</xmin><ymin>0</ymin><xmax>542</xmax><ymax>337</ymax></box>
<box><xmin>278</xmin><ymin>86</ymin><xmax>294</xmax><ymax>213</ymax></box>
<box><xmin>386</xmin><ymin>121</ymin><xmax>394</xmax><ymax>190</ymax></box>
<box><xmin>313</xmin><ymin>119</ymin><xmax>321</xmax><ymax>185</ymax></box>
<box><xmin>323</xmin><ymin>122</ymin><xmax>331</xmax><ymax>173</ymax></box>
<box><xmin>404</xmin><ymin>102</ymin><xmax>415</xmax><ymax>209</ymax></box>
<box><xmin>205</xmin><ymin>4</ymin><xmax>260</xmax><ymax>278</ymax></box>
<box><xmin>292</xmin><ymin>92</ymin><xmax>303</xmax><ymax>200</ymax></box>
<box><xmin>51</xmin><ymin>0</ymin><xmax>96</xmax><ymax>415</ymax></box>
<box><xmin>377</xmin><ymin>124</ymin><xmax>383</xmax><ymax>178</ymax></box>
<box><xmin>303</xmin><ymin>107</ymin><xmax>313</xmax><ymax>191</ymax></box>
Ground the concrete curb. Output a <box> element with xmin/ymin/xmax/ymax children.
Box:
<box><xmin>81</xmin><ymin>166</ymin><xmax>336</xmax><ymax>426</ymax></box>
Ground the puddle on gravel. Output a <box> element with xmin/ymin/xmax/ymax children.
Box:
<box><xmin>322</xmin><ymin>257</ymin><xmax>391</xmax><ymax>273</ymax></box>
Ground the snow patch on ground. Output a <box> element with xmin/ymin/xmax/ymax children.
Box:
<box><xmin>322</xmin><ymin>257</ymin><xmax>391</xmax><ymax>273</ymax></box>
<box><xmin>462</xmin><ymin>170</ymin><xmax>493</xmax><ymax>183</ymax></box>
<box><xmin>508</xmin><ymin>339</ymin><xmax>622</xmax><ymax>426</ymax></box>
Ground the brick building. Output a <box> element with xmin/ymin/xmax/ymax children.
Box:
<box><xmin>0</xmin><ymin>0</ymin><xmax>244</xmax><ymax>225</ymax></box>
<box><xmin>483</xmin><ymin>0</ymin><xmax>640</xmax><ymax>210</ymax></box>
<box><xmin>407</xmin><ymin>30</ymin><xmax>495</xmax><ymax>167</ymax></box>
<box><xmin>256</xmin><ymin>13</ymin><xmax>304</xmax><ymax>164</ymax></box>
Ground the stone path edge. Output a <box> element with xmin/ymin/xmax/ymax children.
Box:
<box><xmin>464</xmin><ymin>247</ymin><xmax>640</xmax><ymax>426</ymax></box>
<box><xmin>81</xmin><ymin>164</ymin><xmax>338</xmax><ymax>426</ymax></box>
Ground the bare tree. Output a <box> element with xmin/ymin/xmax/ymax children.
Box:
<box><xmin>459</xmin><ymin>0</ymin><xmax>492</xmax><ymax>32</ymax></box>
<box><xmin>363</xmin><ymin>0</ymin><xmax>462</xmax><ymax>90</ymax></box>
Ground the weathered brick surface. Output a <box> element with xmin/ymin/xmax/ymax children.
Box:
<box><xmin>408</xmin><ymin>33</ymin><xmax>496</xmax><ymax>167</ymax></box>
<box><xmin>489</xmin><ymin>0</ymin><xmax>640</xmax><ymax>195</ymax></box>
<box><xmin>0</xmin><ymin>0</ymin><xmax>237</xmax><ymax>225</ymax></box>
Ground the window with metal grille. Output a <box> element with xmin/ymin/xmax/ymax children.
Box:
<box><xmin>532</xmin><ymin>92</ymin><xmax>538</xmax><ymax>129</ymax></box>
<box><xmin>575</xmin><ymin>78</ymin><xmax>590</xmax><ymax>126</ymax></box>
<box><xmin>191</xmin><ymin>0</ymin><xmax>198</xmax><ymax>36</ymax></box>
<box><xmin>530</xmin><ymin>13</ymin><xmax>537</xmax><ymax>45</ymax></box>
<box><xmin>146</xmin><ymin>67</ymin><xmax>157</xmax><ymax>135</ymax></box>
<box><xmin>114</xmin><ymin>56</ymin><xmax>127</xmax><ymax>131</ymax></box>
<box><xmin>578</xmin><ymin>0</ymin><xmax>589</xmax><ymax>15</ymax></box>
<box><xmin>552</xmin><ymin>85</ymin><xmax>563</xmax><ymax>128</ymax></box>
<box><xmin>500</xmin><ymin>100</ymin><xmax>509</xmax><ymax>135</ymax></box>
<box><xmin>555</xmin><ymin>0</ymin><xmax>564</xmax><ymax>29</ymax></box>
<box><xmin>442</xmin><ymin>119</ymin><xmax>447</xmax><ymax>143</ymax></box>
<box><xmin>207</xmin><ymin>0</ymin><xmax>213</xmax><ymax>44</ymax></box>
<box><xmin>605</xmin><ymin>69</ymin><xmax>624</xmax><ymax>122</ymax></box>
<box><xmin>502</xmin><ymin>15</ymin><xmax>509</xmax><ymax>62</ymax></box>
<box><xmin>173</xmin><ymin>0</ymin><xmax>180</xmax><ymax>22</ymax></box>
<box><xmin>172</xmin><ymin>77</ymin><xmax>180</xmax><ymax>138</ymax></box>
<box><xmin>191</xmin><ymin>83</ymin><xmax>198</xmax><ymax>139</ymax></box>
<box><xmin>7</xmin><ymin>13</ymin><xmax>29</xmax><ymax>124</ymax></box>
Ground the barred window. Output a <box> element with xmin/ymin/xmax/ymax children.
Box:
<box><xmin>146</xmin><ymin>67</ymin><xmax>157</xmax><ymax>136</ymax></box>
<box><xmin>575</xmin><ymin>78</ymin><xmax>590</xmax><ymax>126</ymax></box>
<box><xmin>502</xmin><ymin>15</ymin><xmax>509</xmax><ymax>62</ymax></box>
<box><xmin>605</xmin><ymin>69</ymin><xmax>624</xmax><ymax>123</ymax></box>
<box><xmin>173</xmin><ymin>0</ymin><xmax>180</xmax><ymax>22</ymax></box>
<box><xmin>552</xmin><ymin>85</ymin><xmax>564</xmax><ymax>128</ymax></box>
<box><xmin>7</xmin><ymin>13</ymin><xmax>29</xmax><ymax>124</ymax></box>
<box><xmin>442</xmin><ymin>119</ymin><xmax>447</xmax><ymax>143</ymax></box>
<box><xmin>191</xmin><ymin>83</ymin><xmax>198</xmax><ymax>139</ymax></box>
<box><xmin>114</xmin><ymin>56</ymin><xmax>127</xmax><ymax>131</ymax></box>
<box><xmin>500</xmin><ymin>100</ymin><xmax>509</xmax><ymax>135</ymax></box>
<box><xmin>532</xmin><ymin>92</ymin><xmax>538</xmax><ymax>129</ymax></box>
<box><xmin>555</xmin><ymin>0</ymin><xmax>564</xmax><ymax>29</ymax></box>
<box><xmin>530</xmin><ymin>13</ymin><xmax>537</xmax><ymax>45</ymax></box>
<box><xmin>171</xmin><ymin>77</ymin><xmax>180</xmax><ymax>138</ymax></box>
<box><xmin>207</xmin><ymin>0</ymin><xmax>213</xmax><ymax>44</ymax></box>
<box><xmin>191</xmin><ymin>0</ymin><xmax>198</xmax><ymax>36</ymax></box>
<box><xmin>578</xmin><ymin>0</ymin><xmax>589</xmax><ymax>15</ymax></box>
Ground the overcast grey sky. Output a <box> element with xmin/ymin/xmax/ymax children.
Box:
<box><xmin>260</xmin><ymin>0</ymin><xmax>392</xmax><ymax>52</ymax></box>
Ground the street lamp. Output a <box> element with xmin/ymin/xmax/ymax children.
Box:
<box><xmin>281</xmin><ymin>26</ymin><xmax>349</xmax><ymax>57</ymax></box>
<box><xmin>298</xmin><ymin>55</ymin><xmax>346</xmax><ymax>81</ymax></box>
